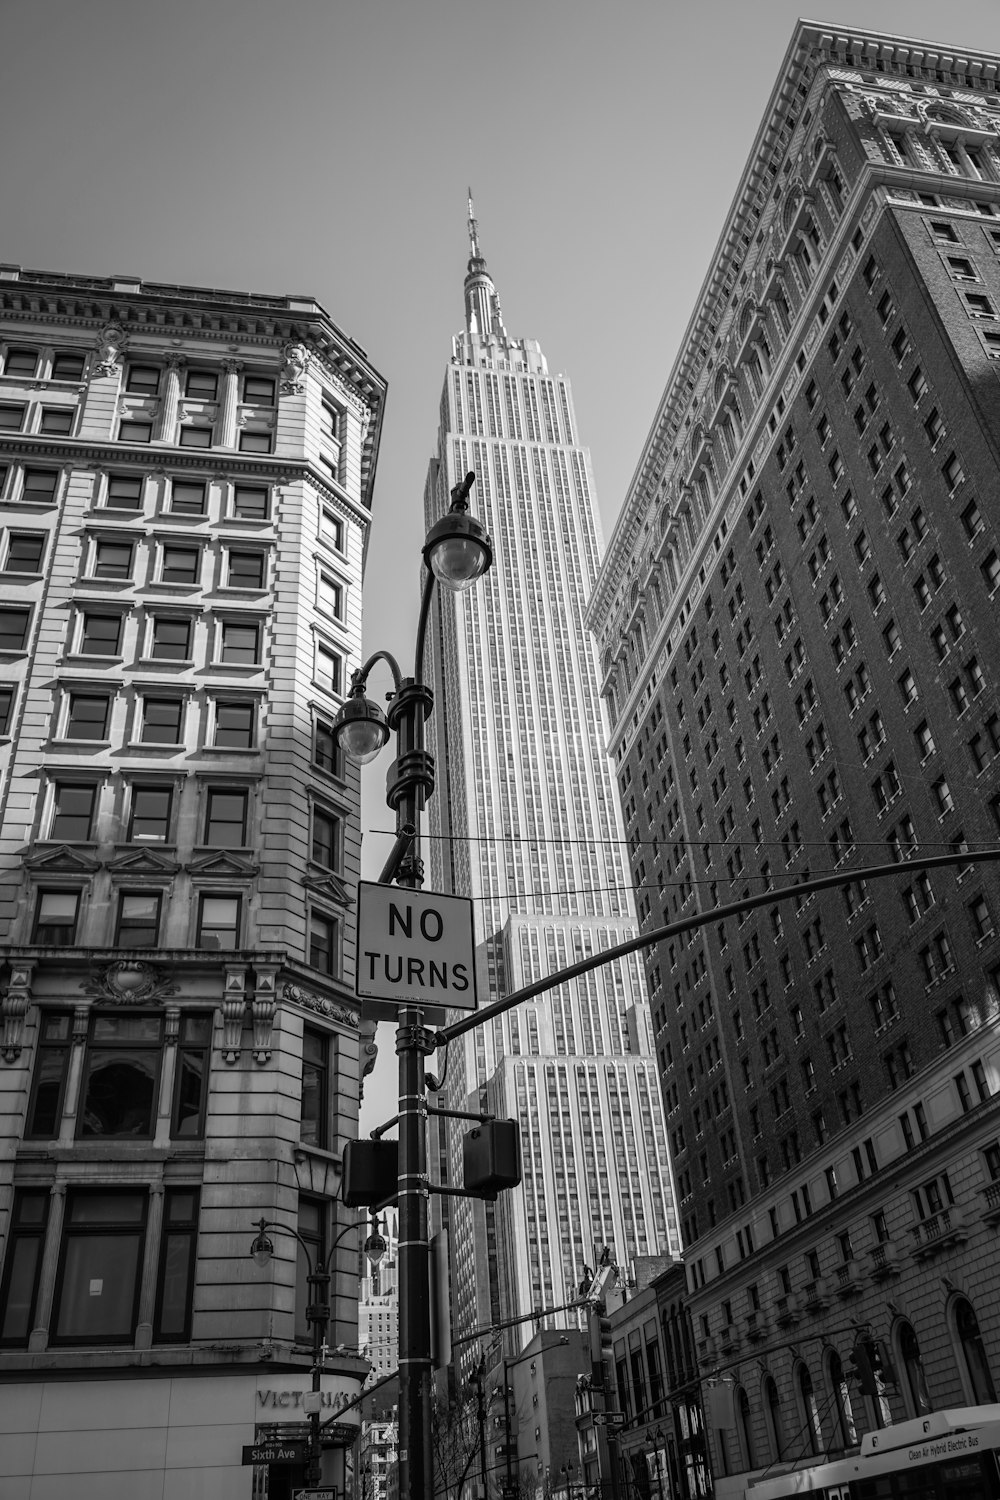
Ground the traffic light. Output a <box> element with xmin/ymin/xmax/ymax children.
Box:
<box><xmin>462</xmin><ymin>1119</ymin><xmax>522</xmax><ymax>1196</ymax></box>
<box><xmin>342</xmin><ymin>1138</ymin><xmax>398</xmax><ymax>1207</ymax></box>
<box><xmin>848</xmin><ymin>1338</ymin><xmax>878</xmax><ymax>1396</ymax></box>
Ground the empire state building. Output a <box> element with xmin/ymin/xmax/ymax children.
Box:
<box><xmin>423</xmin><ymin>202</ymin><xmax>679</xmax><ymax>1344</ymax></box>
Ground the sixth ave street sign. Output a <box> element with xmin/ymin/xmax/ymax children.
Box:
<box><xmin>356</xmin><ymin>882</ymin><xmax>477</xmax><ymax>1012</ymax></box>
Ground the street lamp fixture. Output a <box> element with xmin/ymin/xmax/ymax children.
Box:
<box><xmin>332</xmin><ymin>470</ymin><xmax>494</xmax><ymax>1500</ymax></box>
<box><xmin>248</xmin><ymin>1210</ymin><xmax>385</xmax><ymax>1486</ymax></box>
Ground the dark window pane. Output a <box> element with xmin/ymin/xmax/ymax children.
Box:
<box><xmin>312</xmin><ymin>809</ymin><xmax>340</xmax><ymax>868</ymax></box>
<box><xmin>161</xmin><ymin>548</ymin><xmax>198</xmax><ymax>584</ymax></box>
<box><xmin>52</xmin><ymin>351</ymin><xmax>86</xmax><ymax>381</ymax></box>
<box><xmin>233</xmin><ymin>486</ymin><xmax>268</xmax><ymax>519</ymax></box>
<box><xmin>26</xmin><ymin>1017</ymin><xmax>71</xmax><ymax>1137</ymax></box>
<box><xmin>115</xmin><ymin>892</ymin><xmax>161</xmax><ymax>947</ymax></box>
<box><xmin>22</xmin><ymin>469</ymin><xmax>58</xmax><ymax>502</ymax></box>
<box><xmin>185</xmin><ymin>370</ymin><xmax>218</xmax><ymax>400</ymax></box>
<box><xmin>310</xmin><ymin>914</ymin><xmax>338</xmax><ymax>975</ymax></box>
<box><xmin>0</xmin><ymin>1191</ymin><xmax>49</xmax><ymax>1344</ymax></box>
<box><xmin>238</xmin><ymin>432</ymin><xmax>272</xmax><ymax>455</ymax></box>
<box><xmin>93</xmin><ymin>542</ymin><xmax>132</xmax><ymax>579</ymax></box>
<box><xmin>40</xmin><ymin>407</ymin><xmax>73</xmax><ymax>435</ymax></box>
<box><xmin>53</xmin><ymin>1191</ymin><xmax>146</xmax><ymax>1343</ymax></box>
<box><xmin>205</xmin><ymin>790</ymin><xmax>248</xmax><ymax>846</ymax></box>
<box><xmin>67</xmin><ymin>695</ymin><xmax>109</xmax><ymax>739</ymax></box>
<box><xmin>5</xmin><ymin>348</ymin><xmax>39</xmax><ymax>377</ymax></box>
<box><xmin>128</xmin><ymin>786</ymin><xmax>172</xmax><ymax>842</ymax></box>
<box><xmin>300</xmin><ymin>1029</ymin><xmax>327</xmax><ymax>1148</ymax></box>
<box><xmin>141</xmin><ymin>699</ymin><xmax>183</xmax><ymax>743</ymax></box>
<box><xmin>0</xmin><ymin>404</ymin><xmax>25</xmax><ymax>431</ymax></box>
<box><xmin>118</xmin><ymin>421</ymin><xmax>152</xmax><ymax>443</ymax></box>
<box><xmin>151</xmin><ymin>618</ymin><xmax>191</xmax><ymax>660</ymax></box>
<box><xmin>197</xmin><ymin>895</ymin><xmax>240</xmax><ymax>949</ymax></box>
<box><xmin>170</xmin><ymin>483</ymin><xmax>206</xmax><ymax>515</ymax></box>
<box><xmin>228</xmin><ymin>551</ymin><xmax>265</xmax><ymax>588</ymax></box>
<box><xmin>243</xmin><ymin>376</ymin><xmax>275</xmax><ymax>404</ymax></box>
<box><xmin>126</xmin><ymin>366</ymin><xmax>159</xmax><ymax>395</ymax></box>
<box><xmin>33</xmin><ymin>890</ymin><xmax>79</xmax><ymax>945</ymax></box>
<box><xmin>81</xmin><ymin>614</ymin><xmax>121</xmax><ymax>655</ymax></box>
<box><xmin>51</xmin><ymin>785</ymin><xmax>96</xmax><ymax>841</ymax></box>
<box><xmin>0</xmin><ymin>608</ymin><xmax>30</xmax><ymax>651</ymax></box>
<box><xmin>80</xmin><ymin>1029</ymin><xmax>159</xmax><ymax>1136</ymax></box>
<box><xmin>0</xmin><ymin>686</ymin><xmax>13</xmax><ymax>734</ymax></box>
<box><xmin>179</xmin><ymin>426</ymin><xmax>213</xmax><ymax>449</ymax></box>
<box><xmin>6</xmin><ymin>534</ymin><xmax>45</xmax><ymax>572</ymax></box>
<box><xmin>214</xmin><ymin>701</ymin><xmax>255</xmax><ymax>748</ymax></box>
<box><xmin>220</xmin><ymin>623</ymin><xmax>259</xmax><ymax>663</ymax></box>
<box><xmin>314</xmin><ymin>721</ymin><xmax>340</xmax><ymax>776</ymax></box>
<box><xmin>106</xmin><ymin>475</ymin><xmax>142</xmax><ymax>509</ymax></box>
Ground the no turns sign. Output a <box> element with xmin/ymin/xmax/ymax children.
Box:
<box><xmin>356</xmin><ymin>882</ymin><xmax>478</xmax><ymax>1012</ymax></box>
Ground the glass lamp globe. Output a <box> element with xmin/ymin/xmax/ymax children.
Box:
<box><xmin>333</xmin><ymin>695</ymin><xmax>390</xmax><ymax>765</ymax></box>
<box><xmin>423</xmin><ymin>512</ymin><xmax>493</xmax><ymax>592</ymax></box>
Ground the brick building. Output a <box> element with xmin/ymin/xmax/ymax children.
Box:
<box><xmin>587</xmin><ymin>23</ymin><xmax>1000</xmax><ymax>1497</ymax></box>
<box><xmin>0</xmin><ymin>265</ymin><xmax>385</xmax><ymax>1497</ymax></box>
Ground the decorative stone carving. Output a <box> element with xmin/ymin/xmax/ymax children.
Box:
<box><xmin>252</xmin><ymin>963</ymin><xmax>279</xmax><ymax>1063</ymax></box>
<box><xmin>280</xmin><ymin>342</ymin><xmax>311</xmax><ymax>394</ymax></box>
<box><xmin>359</xmin><ymin>1015</ymin><xmax>379</xmax><ymax>1091</ymax></box>
<box><xmin>82</xmin><ymin>960</ymin><xmax>180</xmax><ymax>1006</ymax></box>
<box><xmin>1</xmin><ymin>960</ymin><xmax>34</xmax><ymax>1062</ymax></box>
<box><xmin>281</xmin><ymin>981</ymin><xmax>359</xmax><ymax>1028</ymax></box>
<box><xmin>94</xmin><ymin>323</ymin><xmax>127</xmax><ymax>377</ymax></box>
<box><xmin>221</xmin><ymin>965</ymin><xmax>248</xmax><ymax>1063</ymax></box>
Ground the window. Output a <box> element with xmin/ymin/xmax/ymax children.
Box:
<box><xmin>0</xmin><ymin>1189</ymin><xmax>50</xmax><ymax>1344</ymax></box>
<box><xmin>105</xmin><ymin>474</ymin><xmax>143</xmax><ymax>509</ymax></box>
<box><xmin>127</xmin><ymin>785</ymin><xmax>173</xmax><ymax>843</ymax></box>
<box><xmin>233</xmin><ymin>484</ymin><xmax>269</xmax><ymax>520</ymax></box>
<box><xmin>242</xmin><ymin>374</ymin><xmax>276</xmax><ymax>405</ymax></box>
<box><xmin>172</xmin><ymin>1016</ymin><xmax>211</xmax><ymax>1139</ymax></box>
<box><xmin>80</xmin><ymin>612</ymin><xmax>121</xmax><ymax>657</ymax></box>
<box><xmin>320</xmin><ymin>509</ymin><xmax>345</xmax><ymax>552</ymax></box>
<box><xmin>32</xmin><ymin>889</ymin><xmax>80</xmax><ymax>945</ymax></box>
<box><xmin>204</xmin><ymin>788</ymin><xmax>248</xmax><ymax>847</ymax></box>
<box><xmin>179</xmin><ymin>425</ymin><xmax>213</xmax><ymax>449</ymax></box>
<box><xmin>50</xmin><ymin>783</ymin><xmax>96</xmax><ymax>841</ymax></box>
<box><xmin>196</xmin><ymin>893</ymin><xmax>241</xmax><ymax>949</ymax></box>
<box><xmin>0</xmin><ymin>404</ymin><xmax>25</xmax><ymax>431</ymax></box>
<box><xmin>296</xmin><ymin>1197</ymin><xmax>325</xmax><ymax>1341</ymax></box>
<box><xmin>26</xmin><ymin>1014</ymin><xmax>72</xmax><ymax>1136</ymax></box>
<box><xmin>314</xmin><ymin>718</ymin><xmax>341</xmax><ymax>778</ymax></box>
<box><xmin>318</xmin><ymin>573</ymin><xmax>344</xmax><ymax>619</ymax></box>
<box><xmin>118</xmin><ymin>419</ymin><xmax>153</xmax><ymax>444</ymax></box>
<box><xmin>219</xmin><ymin>620</ymin><xmax>260</xmax><ymax>665</ymax></box>
<box><xmin>153</xmin><ymin>1187</ymin><xmax>200</xmax><ymax>1343</ymax></box>
<box><xmin>227</xmin><ymin>550</ymin><xmax>265</xmax><ymax>588</ymax></box>
<box><xmin>0</xmin><ymin>685</ymin><xmax>15</xmax><ymax>735</ymax></box>
<box><xmin>114</xmin><ymin>891</ymin><xmax>162</xmax><ymax>947</ymax></box>
<box><xmin>140</xmin><ymin>697</ymin><xmax>183</xmax><ymax>744</ymax></box>
<box><xmin>4</xmin><ymin>347</ymin><xmax>39</xmax><ymax>377</ymax></box>
<box><xmin>150</xmin><ymin>616</ymin><xmax>191</xmax><ymax>661</ymax></box>
<box><xmin>312</xmin><ymin>806</ymin><xmax>342</xmax><ymax>869</ymax></box>
<box><xmin>93</xmin><ymin>539</ymin><xmax>133</xmax><ymax>580</ymax></box>
<box><xmin>932</xmin><ymin>777</ymin><xmax>955</xmax><ymax>816</ymax></box>
<box><xmin>301</xmin><ymin>1028</ymin><xmax>329</xmax><ymax>1148</ymax></box>
<box><xmin>184</xmin><ymin>369</ymin><xmax>218</xmax><ymax>400</ymax></box>
<box><xmin>309</xmin><ymin>911</ymin><xmax>340</xmax><ymax>975</ymax></box>
<box><xmin>170</xmin><ymin>481</ymin><xmax>206</xmax><ymax>515</ymax></box>
<box><xmin>51</xmin><ymin>1188</ymin><xmax>148</xmax><ymax>1345</ymax></box>
<box><xmin>126</xmin><ymin>365</ymin><xmax>160</xmax><ymax>396</ymax></box>
<box><xmin>238</xmin><ymin>431</ymin><xmax>272</xmax><ymax>454</ymax></box>
<box><xmin>214</xmin><ymin>699</ymin><xmax>256</xmax><ymax>748</ymax></box>
<box><xmin>40</xmin><ymin>406</ymin><xmax>74</xmax><ymax>436</ymax></box>
<box><xmin>317</xmin><ymin>643</ymin><xmax>342</xmax><ymax>695</ymax></box>
<box><xmin>160</xmin><ymin>546</ymin><xmax>199</xmax><ymax>585</ymax></box>
<box><xmin>0</xmin><ymin>606</ymin><xmax>31</xmax><ymax>652</ymax></box>
<box><xmin>51</xmin><ymin>350</ymin><xmax>86</xmax><ymax>381</ymax></box>
<box><xmin>66</xmin><ymin>693</ymin><xmax>109</xmax><ymax>740</ymax></box>
<box><xmin>22</xmin><ymin>468</ymin><xmax>59</xmax><ymax>504</ymax></box>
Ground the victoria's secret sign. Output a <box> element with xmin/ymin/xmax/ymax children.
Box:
<box><xmin>255</xmin><ymin>1377</ymin><xmax>361</xmax><ymax>1420</ymax></box>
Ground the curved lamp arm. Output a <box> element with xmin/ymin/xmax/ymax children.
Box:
<box><xmin>249</xmin><ymin>1212</ymin><xmax>383</xmax><ymax>1274</ymax></box>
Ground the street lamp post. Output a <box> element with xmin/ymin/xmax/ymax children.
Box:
<box><xmin>333</xmin><ymin>472</ymin><xmax>492</xmax><ymax>1500</ymax></box>
<box><xmin>250</xmin><ymin>1211</ymin><xmax>387</xmax><ymax>1485</ymax></box>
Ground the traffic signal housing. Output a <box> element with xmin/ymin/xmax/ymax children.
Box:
<box><xmin>342</xmin><ymin>1138</ymin><xmax>399</xmax><ymax>1207</ymax></box>
<box><xmin>462</xmin><ymin>1119</ymin><xmax>522</xmax><ymax>1197</ymax></box>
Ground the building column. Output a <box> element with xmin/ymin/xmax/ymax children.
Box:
<box><xmin>135</xmin><ymin>1183</ymin><xmax>165</xmax><ymax>1349</ymax></box>
<box><xmin>155</xmin><ymin>353</ymin><xmax>185</xmax><ymax>443</ymax></box>
<box><xmin>28</xmin><ymin>1182</ymin><xmax>66</xmax><ymax>1351</ymax></box>
<box><xmin>219</xmin><ymin>358</ymin><xmax>243</xmax><ymax>448</ymax></box>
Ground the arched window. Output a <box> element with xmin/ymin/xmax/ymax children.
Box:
<box><xmin>954</xmin><ymin>1296</ymin><xmax>998</xmax><ymax>1404</ymax></box>
<box><xmin>762</xmin><ymin>1374</ymin><xmax>785</xmax><ymax>1461</ymax></box>
<box><xmin>897</xmin><ymin>1320</ymin><xmax>933</xmax><ymax>1417</ymax></box>
<box><xmin>736</xmin><ymin>1385</ymin><xmax>756</xmax><ymax>1471</ymax></box>
<box><xmin>796</xmin><ymin>1362</ymin><xmax>823</xmax><ymax>1455</ymax></box>
<box><xmin>826</xmin><ymin>1348</ymin><xmax>857</xmax><ymax>1451</ymax></box>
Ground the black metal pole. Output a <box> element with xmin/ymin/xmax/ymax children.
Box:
<box><xmin>307</xmin><ymin>1265</ymin><xmax>330</xmax><ymax>1486</ymax></box>
<box><xmin>389</xmin><ymin>570</ymin><xmax>438</xmax><ymax>1500</ymax></box>
<box><xmin>503</xmin><ymin>1361</ymin><xmax>514</xmax><ymax>1499</ymax></box>
<box><xmin>478</xmin><ymin>1364</ymin><xmax>489</xmax><ymax>1500</ymax></box>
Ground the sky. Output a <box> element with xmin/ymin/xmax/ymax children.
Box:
<box><xmin>3</xmin><ymin>0</ymin><xmax>999</xmax><ymax>1129</ymax></box>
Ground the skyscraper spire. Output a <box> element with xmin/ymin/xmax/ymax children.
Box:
<box><xmin>463</xmin><ymin>190</ymin><xmax>507</xmax><ymax>342</ymax></box>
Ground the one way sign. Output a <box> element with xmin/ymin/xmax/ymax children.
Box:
<box><xmin>356</xmin><ymin>882</ymin><xmax>478</xmax><ymax>1014</ymax></box>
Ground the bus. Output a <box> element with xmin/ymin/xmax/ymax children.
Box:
<box><xmin>746</xmin><ymin>1407</ymin><xmax>1000</xmax><ymax>1500</ymax></box>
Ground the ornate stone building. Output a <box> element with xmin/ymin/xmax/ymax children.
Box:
<box><xmin>587</xmin><ymin>23</ymin><xmax>1000</xmax><ymax>1498</ymax></box>
<box><xmin>0</xmin><ymin>264</ymin><xmax>385</xmax><ymax>1497</ymax></box>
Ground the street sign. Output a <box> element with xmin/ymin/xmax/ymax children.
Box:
<box><xmin>356</xmin><ymin>881</ymin><xmax>477</xmax><ymax>1011</ymax></box>
<box><xmin>242</xmin><ymin>1441</ymin><xmax>309</xmax><ymax>1465</ymax></box>
<box><xmin>294</xmin><ymin>1490</ymin><xmax>337</xmax><ymax>1500</ymax></box>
